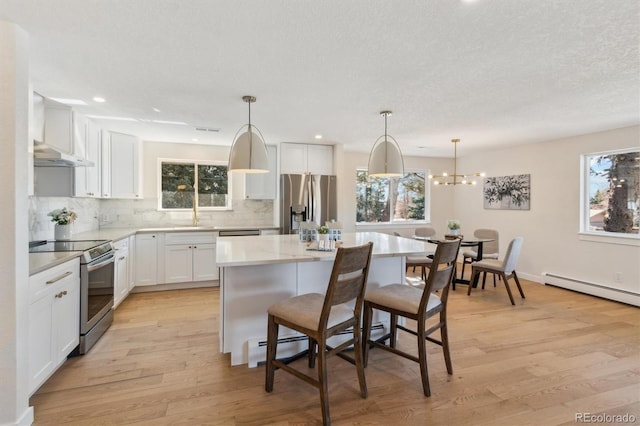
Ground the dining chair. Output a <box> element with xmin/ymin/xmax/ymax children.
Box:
<box><xmin>362</xmin><ymin>238</ymin><xmax>461</xmax><ymax>397</ymax></box>
<box><xmin>467</xmin><ymin>237</ymin><xmax>525</xmax><ymax>305</ymax></box>
<box><xmin>405</xmin><ymin>225</ymin><xmax>437</xmax><ymax>282</ymax></box>
<box><xmin>265</xmin><ymin>242</ymin><xmax>374</xmax><ymax>426</ymax></box>
<box><xmin>460</xmin><ymin>228</ymin><xmax>499</xmax><ymax>282</ymax></box>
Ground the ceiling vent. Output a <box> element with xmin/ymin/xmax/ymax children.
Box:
<box><xmin>195</xmin><ymin>127</ymin><xmax>220</xmax><ymax>132</ymax></box>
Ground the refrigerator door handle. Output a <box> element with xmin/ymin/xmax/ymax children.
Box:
<box><xmin>309</xmin><ymin>174</ymin><xmax>315</xmax><ymax>222</ymax></box>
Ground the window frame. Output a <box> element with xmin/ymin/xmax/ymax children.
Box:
<box><xmin>579</xmin><ymin>147</ymin><xmax>640</xmax><ymax>246</ymax></box>
<box><xmin>355</xmin><ymin>168</ymin><xmax>430</xmax><ymax>227</ymax></box>
<box><xmin>157</xmin><ymin>158</ymin><xmax>232</xmax><ymax>211</ymax></box>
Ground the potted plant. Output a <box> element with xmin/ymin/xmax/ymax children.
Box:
<box><xmin>48</xmin><ymin>208</ymin><xmax>77</xmax><ymax>241</ymax></box>
<box><xmin>317</xmin><ymin>225</ymin><xmax>330</xmax><ymax>241</ymax></box>
<box><xmin>446</xmin><ymin>219</ymin><xmax>461</xmax><ymax>235</ymax></box>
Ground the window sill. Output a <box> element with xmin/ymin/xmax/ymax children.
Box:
<box><xmin>356</xmin><ymin>222</ymin><xmax>430</xmax><ymax>231</ymax></box>
<box><xmin>579</xmin><ymin>232</ymin><xmax>640</xmax><ymax>247</ymax></box>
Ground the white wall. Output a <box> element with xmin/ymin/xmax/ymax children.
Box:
<box><xmin>0</xmin><ymin>20</ymin><xmax>33</xmax><ymax>426</ymax></box>
<box><xmin>454</xmin><ymin>125</ymin><xmax>640</xmax><ymax>296</ymax></box>
<box><xmin>340</xmin><ymin>150</ymin><xmax>455</xmax><ymax>234</ymax></box>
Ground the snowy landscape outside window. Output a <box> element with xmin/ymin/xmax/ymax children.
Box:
<box><xmin>583</xmin><ymin>149</ymin><xmax>639</xmax><ymax>235</ymax></box>
<box><xmin>356</xmin><ymin>170</ymin><xmax>427</xmax><ymax>224</ymax></box>
<box><xmin>159</xmin><ymin>160</ymin><xmax>231</xmax><ymax>210</ymax></box>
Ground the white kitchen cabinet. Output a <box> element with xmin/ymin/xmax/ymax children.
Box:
<box><xmin>28</xmin><ymin>257</ymin><xmax>80</xmax><ymax>395</ymax></box>
<box><xmin>163</xmin><ymin>232</ymin><xmax>218</xmax><ymax>284</ymax></box>
<box><xmin>74</xmin><ymin>119</ymin><xmax>102</xmax><ymax>198</ymax></box>
<box><xmin>113</xmin><ymin>238</ymin><xmax>130</xmax><ymax>308</ymax></box>
<box><xmin>43</xmin><ymin>99</ymin><xmax>74</xmax><ymax>154</ymax></box>
<box><xmin>135</xmin><ymin>233</ymin><xmax>159</xmax><ymax>286</ymax></box>
<box><xmin>245</xmin><ymin>145</ymin><xmax>277</xmax><ymax>199</ymax></box>
<box><xmin>35</xmin><ymin>103</ymin><xmax>95</xmax><ymax>198</ymax></box>
<box><xmin>43</xmin><ymin>99</ymin><xmax>89</xmax><ymax>157</ymax></box>
<box><xmin>280</xmin><ymin>143</ymin><xmax>333</xmax><ymax>175</ymax></box>
<box><xmin>102</xmin><ymin>131</ymin><xmax>141</xmax><ymax>199</ymax></box>
<box><xmin>128</xmin><ymin>235</ymin><xmax>136</xmax><ymax>292</ymax></box>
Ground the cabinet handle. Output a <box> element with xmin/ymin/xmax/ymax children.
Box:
<box><xmin>55</xmin><ymin>290</ymin><xmax>68</xmax><ymax>298</ymax></box>
<box><xmin>193</xmin><ymin>245</ymin><xmax>197</xmax><ymax>249</ymax></box>
<box><xmin>46</xmin><ymin>271</ymin><xmax>72</xmax><ymax>285</ymax></box>
<box><xmin>119</xmin><ymin>256</ymin><xmax>126</xmax><ymax>261</ymax></box>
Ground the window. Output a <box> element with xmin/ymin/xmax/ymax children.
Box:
<box><xmin>159</xmin><ymin>160</ymin><xmax>231</xmax><ymax>210</ymax></box>
<box><xmin>356</xmin><ymin>170</ymin><xmax>427</xmax><ymax>224</ymax></box>
<box><xmin>582</xmin><ymin>149</ymin><xmax>639</xmax><ymax>236</ymax></box>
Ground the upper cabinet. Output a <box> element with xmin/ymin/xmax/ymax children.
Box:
<box><xmin>245</xmin><ymin>145</ymin><xmax>277</xmax><ymax>200</ymax></box>
<box><xmin>43</xmin><ymin>99</ymin><xmax>89</xmax><ymax>158</ymax></box>
<box><xmin>280</xmin><ymin>143</ymin><xmax>333</xmax><ymax>175</ymax></box>
<box><xmin>102</xmin><ymin>131</ymin><xmax>142</xmax><ymax>199</ymax></box>
<box><xmin>74</xmin><ymin>119</ymin><xmax>101</xmax><ymax>198</ymax></box>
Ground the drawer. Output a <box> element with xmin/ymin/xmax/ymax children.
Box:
<box><xmin>29</xmin><ymin>257</ymin><xmax>80</xmax><ymax>303</ymax></box>
<box><xmin>165</xmin><ymin>232</ymin><xmax>217</xmax><ymax>245</ymax></box>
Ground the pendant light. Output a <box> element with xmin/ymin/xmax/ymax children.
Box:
<box><xmin>228</xmin><ymin>95</ymin><xmax>269</xmax><ymax>173</ymax></box>
<box><xmin>429</xmin><ymin>138</ymin><xmax>485</xmax><ymax>185</ymax></box>
<box><xmin>368</xmin><ymin>111</ymin><xmax>404</xmax><ymax>177</ymax></box>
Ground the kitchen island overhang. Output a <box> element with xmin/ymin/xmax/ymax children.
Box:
<box><xmin>216</xmin><ymin>232</ymin><xmax>436</xmax><ymax>366</ymax></box>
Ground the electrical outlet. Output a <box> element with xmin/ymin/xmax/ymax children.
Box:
<box><xmin>614</xmin><ymin>272</ymin><xmax>623</xmax><ymax>283</ymax></box>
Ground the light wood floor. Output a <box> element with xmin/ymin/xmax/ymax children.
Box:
<box><xmin>30</xmin><ymin>271</ymin><xmax>640</xmax><ymax>425</ymax></box>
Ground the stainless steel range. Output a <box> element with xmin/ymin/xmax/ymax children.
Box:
<box><xmin>30</xmin><ymin>240</ymin><xmax>115</xmax><ymax>355</ymax></box>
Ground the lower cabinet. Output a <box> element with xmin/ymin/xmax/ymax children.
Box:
<box><xmin>113</xmin><ymin>237</ymin><xmax>130</xmax><ymax>308</ymax></box>
<box><xmin>164</xmin><ymin>232</ymin><xmax>218</xmax><ymax>283</ymax></box>
<box><xmin>28</xmin><ymin>257</ymin><xmax>80</xmax><ymax>395</ymax></box>
<box><xmin>135</xmin><ymin>233</ymin><xmax>158</xmax><ymax>286</ymax></box>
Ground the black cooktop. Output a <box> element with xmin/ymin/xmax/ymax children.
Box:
<box><xmin>29</xmin><ymin>240</ymin><xmax>109</xmax><ymax>253</ymax></box>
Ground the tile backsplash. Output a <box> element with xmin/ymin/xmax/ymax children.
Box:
<box><xmin>29</xmin><ymin>197</ymin><xmax>100</xmax><ymax>241</ymax></box>
<box><xmin>98</xmin><ymin>198</ymin><xmax>274</xmax><ymax>229</ymax></box>
<box><xmin>29</xmin><ymin>196</ymin><xmax>275</xmax><ymax>241</ymax></box>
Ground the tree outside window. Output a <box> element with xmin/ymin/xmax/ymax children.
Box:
<box><xmin>356</xmin><ymin>170</ymin><xmax>426</xmax><ymax>224</ymax></box>
<box><xmin>160</xmin><ymin>161</ymin><xmax>230</xmax><ymax>210</ymax></box>
<box><xmin>585</xmin><ymin>149</ymin><xmax>639</xmax><ymax>234</ymax></box>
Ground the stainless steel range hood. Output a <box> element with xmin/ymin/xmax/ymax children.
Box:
<box><xmin>34</xmin><ymin>144</ymin><xmax>94</xmax><ymax>167</ymax></box>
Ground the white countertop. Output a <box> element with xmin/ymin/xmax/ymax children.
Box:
<box><xmin>31</xmin><ymin>225</ymin><xmax>280</xmax><ymax>275</ymax></box>
<box><xmin>29</xmin><ymin>251</ymin><xmax>83</xmax><ymax>275</ymax></box>
<box><xmin>216</xmin><ymin>232</ymin><xmax>434</xmax><ymax>267</ymax></box>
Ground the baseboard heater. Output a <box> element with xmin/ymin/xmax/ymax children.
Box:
<box><xmin>543</xmin><ymin>272</ymin><xmax>639</xmax><ymax>307</ymax></box>
<box><xmin>247</xmin><ymin>323</ymin><xmax>385</xmax><ymax>368</ymax></box>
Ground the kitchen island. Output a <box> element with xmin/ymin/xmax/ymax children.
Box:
<box><xmin>216</xmin><ymin>232</ymin><xmax>436</xmax><ymax>366</ymax></box>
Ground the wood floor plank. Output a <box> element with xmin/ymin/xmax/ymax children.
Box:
<box><xmin>30</xmin><ymin>278</ymin><xmax>640</xmax><ymax>425</ymax></box>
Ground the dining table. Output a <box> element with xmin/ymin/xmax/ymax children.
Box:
<box><xmin>413</xmin><ymin>234</ymin><xmax>495</xmax><ymax>289</ymax></box>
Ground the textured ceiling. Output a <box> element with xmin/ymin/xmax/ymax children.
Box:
<box><xmin>1</xmin><ymin>0</ymin><xmax>638</xmax><ymax>157</ymax></box>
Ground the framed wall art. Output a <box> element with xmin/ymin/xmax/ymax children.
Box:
<box><xmin>483</xmin><ymin>174</ymin><xmax>530</xmax><ymax>210</ymax></box>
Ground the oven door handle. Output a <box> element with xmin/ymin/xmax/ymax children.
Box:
<box><xmin>86</xmin><ymin>252</ymin><xmax>115</xmax><ymax>272</ymax></box>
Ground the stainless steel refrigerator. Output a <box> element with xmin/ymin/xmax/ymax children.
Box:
<box><xmin>280</xmin><ymin>174</ymin><xmax>337</xmax><ymax>234</ymax></box>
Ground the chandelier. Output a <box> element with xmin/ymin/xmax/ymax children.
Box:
<box><xmin>429</xmin><ymin>138</ymin><xmax>484</xmax><ymax>185</ymax></box>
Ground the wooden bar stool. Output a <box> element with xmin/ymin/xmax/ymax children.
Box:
<box><xmin>363</xmin><ymin>239</ymin><xmax>461</xmax><ymax>397</ymax></box>
<box><xmin>265</xmin><ymin>242</ymin><xmax>373</xmax><ymax>426</ymax></box>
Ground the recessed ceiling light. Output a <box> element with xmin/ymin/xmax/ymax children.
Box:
<box><xmin>49</xmin><ymin>97</ymin><xmax>87</xmax><ymax>106</ymax></box>
<box><xmin>151</xmin><ymin>119</ymin><xmax>188</xmax><ymax>125</ymax></box>
<box><xmin>315</xmin><ymin>134</ymin><xmax>323</xmax><ymax>139</ymax></box>
<box><xmin>153</xmin><ymin>107</ymin><xmax>161</xmax><ymax>112</ymax></box>
<box><xmin>92</xmin><ymin>96</ymin><xmax>106</xmax><ymax>103</ymax></box>
<box><xmin>192</xmin><ymin>138</ymin><xmax>199</xmax><ymax>142</ymax></box>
